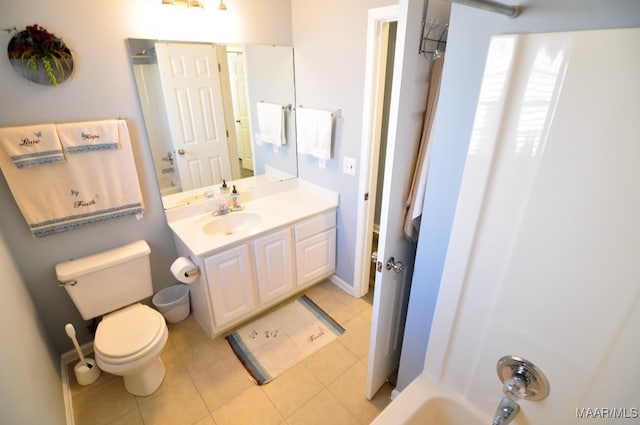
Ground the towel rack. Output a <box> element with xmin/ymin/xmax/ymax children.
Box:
<box><xmin>259</xmin><ymin>101</ymin><xmax>292</xmax><ymax>111</ymax></box>
<box><xmin>297</xmin><ymin>105</ymin><xmax>342</xmax><ymax>119</ymax></box>
<box><xmin>447</xmin><ymin>0</ymin><xmax>521</xmax><ymax>18</ymax></box>
<box><xmin>419</xmin><ymin>18</ymin><xmax>448</xmax><ymax>59</ymax></box>
<box><xmin>419</xmin><ymin>0</ymin><xmax>521</xmax><ymax>57</ymax></box>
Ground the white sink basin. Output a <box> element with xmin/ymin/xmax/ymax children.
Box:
<box><xmin>196</xmin><ymin>211</ymin><xmax>262</xmax><ymax>236</ymax></box>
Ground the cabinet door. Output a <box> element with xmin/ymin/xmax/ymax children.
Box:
<box><xmin>254</xmin><ymin>228</ymin><xmax>295</xmax><ymax>304</ymax></box>
<box><xmin>204</xmin><ymin>244</ymin><xmax>257</xmax><ymax>327</ymax></box>
<box><xmin>295</xmin><ymin>228</ymin><xmax>336</xmax><ymax>287</ymax></box>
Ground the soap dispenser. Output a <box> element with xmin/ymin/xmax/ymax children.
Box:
<box><xmin>220</xmin><ymin>179</ymin><xmax>229</xmax><ymax>193</ymax></box>
<box><xmin>231</xmin><ymin>185</ymin><xmax>241</xmax><ymax>210</ymax></box>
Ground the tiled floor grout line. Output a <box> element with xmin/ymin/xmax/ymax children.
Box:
<box><xmin>66</xmin><ymin>280</ymin><xmax>387</xmax><ymax>425</ymax></box>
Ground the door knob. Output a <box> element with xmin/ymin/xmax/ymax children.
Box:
<box><xmin>177</xmin><ymin>148</ymin><xmax>185</xmax><ymax>155</ymax></box>
<box><xmin>386</xmin><ymin>257</ymin><xmax>404</xmax><ymax>273</ymax></box>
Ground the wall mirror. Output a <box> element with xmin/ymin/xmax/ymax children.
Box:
<box><xmin>127</xmin><ymin>38</ymin><xmax>298</xmax><ymax>209</ymax></box>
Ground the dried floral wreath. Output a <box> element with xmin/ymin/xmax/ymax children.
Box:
<box><xmin>7</xmin><ymin>24</ymin><xmax>73</xmax><ymax>86</ymax></box>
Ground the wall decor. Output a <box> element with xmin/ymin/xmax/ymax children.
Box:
<box><xmin>6</xmin><ymin>24</ymin><xmax>74</xmax><ymax>86</ymax></box>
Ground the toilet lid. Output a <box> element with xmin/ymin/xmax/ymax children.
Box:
<box><xmin>95</xmin><ymin>304</ymin><xmax>165</xmax><ymax>360</ymax></box>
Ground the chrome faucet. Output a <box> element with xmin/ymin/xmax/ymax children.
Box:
<box><xmin>493</xmin><ymin>397</ymin><xmax>519</xmax><ymax>425</ymax></box>
<box><xmin>213</xmin><ymin>198</ymin><xmax>230</xmax><ymax>215</ymax></box>
<box><xmin>493</xmin><ymin>355</ymin><xmax>550</xmax><ymax>425</ymax></box>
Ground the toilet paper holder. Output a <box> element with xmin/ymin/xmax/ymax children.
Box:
<box><xmin>184</xmin><ymin>267</ymin><xmax>201</xmax><ymax>278</ymax></box>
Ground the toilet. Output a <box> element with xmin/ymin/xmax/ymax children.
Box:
<box><xmin>55</xmin><ymin>240</ymin><xmax>168</xmax><ymax>396</ymax></box>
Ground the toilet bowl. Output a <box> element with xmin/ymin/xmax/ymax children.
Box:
<box><xmin>56</xmin><ymin>240</ymin><xmax>169</xmax><ymax>396</ymax></box>
<box><xmin>94</xmin><ymin>303</ymin><xmax>168</xmax><ymax>396</ymax></box>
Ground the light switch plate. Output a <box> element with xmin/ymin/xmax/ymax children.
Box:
<box><xmin>343</xmin><ymin>157</ymin><xmax>357</xmax><ymax>176</ymax></box>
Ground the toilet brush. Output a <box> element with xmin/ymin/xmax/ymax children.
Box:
<box><xmin>65</xmin><ymin>323</ymin><xmax>101</xmax><ymax>386</ymax></box>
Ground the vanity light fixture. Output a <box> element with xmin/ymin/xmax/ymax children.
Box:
<box><xmin>161</xmin><ymin>0</ymin><xmax>204</xmax><ymax>8</ymax></box>
<box><xmin>217</xmin><ymin>0</ymin><xmax>228</xmax><ymax>11</ymax></box>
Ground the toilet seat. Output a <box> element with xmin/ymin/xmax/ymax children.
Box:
<box><xmin>94</xmin><ymin>303</ymin><xmax>167</xmax><ymax>368</ymax></box>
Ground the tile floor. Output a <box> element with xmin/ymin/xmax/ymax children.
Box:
<box><xmin>68</xmin><ymin>280</ymin><xmax>393</xmax><ymax>425</ymax></box>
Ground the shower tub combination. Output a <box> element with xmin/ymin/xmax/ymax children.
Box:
<box><xmin>370</xmin><ymin>374</ymin><xmax>496</xmax><ymax>425</ymax></box>
<box><xmin>371</xmin><ymin>355</ymin><xmax>548</xmax><ymax>425</ymax></box>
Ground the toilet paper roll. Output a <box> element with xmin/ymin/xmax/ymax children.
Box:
<box><xmin>170</xmin><ymin>257</ymin><xmax>198</xmax><ymax>284</ymax></box>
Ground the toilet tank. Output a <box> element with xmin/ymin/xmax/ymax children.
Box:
<box><xmin>55</xmin><ymin>240</ymin><xmax>152</xmax><ymax>320</ymax></box>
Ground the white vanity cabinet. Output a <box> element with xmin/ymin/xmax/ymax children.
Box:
<box><xmin>168</xmin><ymin>180</ymin><xmax>339</xmax><ymax>337</ymax></box>
<box><xmin>294</xmin><ymin>211</ymin><xmax>337</xmax><ymax>287</ymax></box>
<box><xmin>198</xmin><ymin>211</ymin><xmax>335</xmax><ymax>334</ymax></box>
<box><xmin>204</xmin><ymin>243</ymin><xmax>257</xmax><ymax>328</ymax></box>
<box><xmin>253</xmin><ymin>227</ymin><xmax>295</xmax><ymax>304</ymax></box>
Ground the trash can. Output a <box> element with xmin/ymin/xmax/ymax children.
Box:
<box><xmin>152</xmin><ymin>284</ymin><xmax>190</xmax><ymax>323</ymax></box>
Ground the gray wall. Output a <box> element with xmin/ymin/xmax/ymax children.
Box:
<box><xmin>0</xmin><ymin>0</ymin><xmax>292</xmax><ymax>355</ymax></box>
<box><xmin>0</xmin><ymin>230</ymin><xmax>66</xmax><ymax>425</ymax></box>
<box><xmin>397</xmin><ymin>0</ymin><xmax>640</xmax><ymax>392</ymax></box>
<box><xmin>245</xmin><ymin>45</ymin><xmax>297</xmax><ymax>176</ymax></box>
<box><xmin>292</xmin><ymin>0</ymin><xmax>398</xmax><ymax>285</ymax></box>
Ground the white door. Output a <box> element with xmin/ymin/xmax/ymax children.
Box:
<box><xmin>364</xmin><ymin>3</ymin><xmax>430</xmax><ymax>399</ymax></box>
<box><xmin>425</xmin><ymin>29</ymin><xmax>640</xmax><ymax>422</ymax></box>
<box><xmin>227</xmin><ymin>51</ymin><xmax>254</xmax><ymax>171</ymax></box>
<box><xmin>155</xmin><ymin>42</ymin><xmax>232</xmax><ymax>190</ymax></box>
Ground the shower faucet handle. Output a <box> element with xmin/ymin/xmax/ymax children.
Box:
<box><xmin>497</xmin><ymin>355</ymin><xmax>550</xmax><ymax>401</ymax></box>
<box><xmin>503</xmin><ymin>375</ymin><xmax>527</xmax><ymax>401</ymax></box>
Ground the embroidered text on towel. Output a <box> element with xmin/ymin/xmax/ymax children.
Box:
<box><xmin>0</xmin><ymin>124</ymin><xmax>66</xmax><ymax>168</ymax></box>
<box><xmin>57</xmin><ymin>120</ymin><xmax>121</xmax><ymax>153</ymax></box>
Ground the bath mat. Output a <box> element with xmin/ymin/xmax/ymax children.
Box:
<box><xmin>226</xmin><ymin>295</ymin><xmax>345</xmax><ymax>385</ymax></box>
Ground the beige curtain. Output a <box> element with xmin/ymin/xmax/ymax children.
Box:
<box><xmin>403</xmin><ymin>54</ymin><xmax>445</xmax><ymax>242</ymax></box>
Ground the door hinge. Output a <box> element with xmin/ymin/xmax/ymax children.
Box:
<box><xmin>218</xmin><ymin>63</ymin><xmax>222</xmax><ymax>73</ymax></box>
<box><xmin>364</xmin><ymin>192</ymin><xmax>369</xmax><ymax>201</ymax></box>
<box><xmin>226</xmin><ymin>129</ymin><xmax>229</xmax><ymax>138</ymax></box>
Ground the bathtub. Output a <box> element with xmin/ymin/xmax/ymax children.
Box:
<box><xmin>370</xmin><ymin>374</ymin><xmax>493</xmax><ymax>425</ymax></box>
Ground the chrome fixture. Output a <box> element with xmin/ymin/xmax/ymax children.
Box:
<box><xmin>386</xmin><ymin>257</ymin><xmax>405</xmax><ymax>273</ymax></box>
<box><xmin>497</xmin><ymin>355</ymin><xmax>550</xmax><ymax>401</ymax></box>
<box><xmin>161</xmin><ymin>152</ymin><xmax>173</xmax><ymax>163</ymax></box>
<box><xmin>213</xmin><ymin>199</ymin><xmax>230</xmax><ymax>216</ymax></box>
<box><xmin>493</xmin><ymin>355</ymin><xmax>550</xmax><ymax>425</ymax></box>
<box><xmin>161</xmin><ymin>0</ymin><xmax>204</xmax><ymax>8</ymax></box>
<box><xmin>493</xmin><ymin>397</ymin><xmax>519</xmax><ymax>425</ymax></box>
<box><xmin>447</xmin><ymin>0</ymin><xmax>521</xmax><ymax>18</ymax></box>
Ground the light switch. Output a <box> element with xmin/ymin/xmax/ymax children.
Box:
<box><xmin>343</xmin><ymin>157</ymin><xmax>357</xmax><ymax>176</ymax></box>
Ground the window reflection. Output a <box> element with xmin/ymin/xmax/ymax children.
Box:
<box><xmin>515</xmin><ymin>47</ymin><xmax>565</xmax><ymax>157</ymax></box>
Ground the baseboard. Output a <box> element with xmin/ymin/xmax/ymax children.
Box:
<box><xmin>329</xmin><ymin>274</ymin><xmax>359</xmax><ymax>297</ymax></box>
<box><xmin>60</xmin><ymin>341</ymin><xmax>93</xmax><ymax>425</ymax></box>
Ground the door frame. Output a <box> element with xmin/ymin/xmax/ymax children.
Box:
<box><xmin>353</xmin><ymin>5</ymin><xmax>400</xmax><ymax>298</ymax></box>
<box><xmin>216</xmin><ymin>45</ymin><xmax>242</xmax><ymax>180</ymax></box>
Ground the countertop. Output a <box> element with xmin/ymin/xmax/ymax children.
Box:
<box><xmin>166</xmin><ymin>180</ymin><xmax>338</xmax><ymax>257</ymax></box>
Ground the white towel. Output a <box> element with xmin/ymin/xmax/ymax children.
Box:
<box><xmin>296</xmin><ymin>107</ymin><xmax>333</xmax><ymax>160</ymax></box>
<box><xmin>0</xmin><ymin>123</ymin><xmax>65</xmax><ymax>168</ymax></box>
<box><xmin>256</xmin><ymin>102</ymin><xmax>285</xmax><ymax>145</ymax></box>
<box><xmin>57</xmin><ymin>119</ymin><xmax>120</xmax><ymax>153</ymax></box>
<box><xmin>0</xmin><ymin>120</ymin><xmax>144</xmax><ymax>237</ymax></box>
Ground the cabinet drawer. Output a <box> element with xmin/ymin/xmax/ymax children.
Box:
<box><xmin>294</xmin><ymin>210</ymin><xmax>336</xmax><ymax>241</ymax></box>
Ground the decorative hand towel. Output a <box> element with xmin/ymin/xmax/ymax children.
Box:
<box><xmin>0</xmin><ymin>119</ymin><xmax>144</xmax><ymax>237</ymax></box>
<box><xmin>255</xmin><ymin>102</ymin><xmax>285</xmax><ymax>145</ymax></box>
<box><xmin>56</xmin><ymin>119</ymin><xmax>120</xmax><ymax>153</ymax></box>
<box><xmin>296</xmin><ymin>107</ymin><xmax>333</xmax><ymax>160</ymax></box>
<box><xmin>0</xmin><ymin>123</ymin><xmax>65</xmax><ymax>168</ymax></box>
